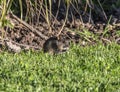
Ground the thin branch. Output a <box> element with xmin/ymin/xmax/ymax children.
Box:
<box><xmin>9</xmin><ymin>12</ymin><xmax>48</xmax><ymax>40</ymax></box>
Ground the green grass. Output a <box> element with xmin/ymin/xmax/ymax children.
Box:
<box><xmin>0</xmin><ymin>44</ymin><xmax>120</xmax><ymax>92</ymax></box>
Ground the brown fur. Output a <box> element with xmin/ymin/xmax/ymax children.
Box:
<box><xmin>43</xmin><ymin>37</ymin><xmax>69</xmax><ymax>54</ymax></box>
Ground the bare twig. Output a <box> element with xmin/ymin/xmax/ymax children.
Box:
<box><xmin>101</xmin><ymin>38</ymin><xmax>111</xmax><ymax>43</ymax></box>
<box><xmin>9</xmin><ymin>12</ymin><xmax>48</xmax><ymax>40</ymax></box>
<box><xmin>0</xmin><ymin>37</ymin><xmax>41</xmax><ymax>51</ymax></box>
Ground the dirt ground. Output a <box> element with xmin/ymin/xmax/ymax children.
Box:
<box><xmin>0</xmin><ymin>3</ymin><xmax>120</xmax><ymax>53</ymax></box>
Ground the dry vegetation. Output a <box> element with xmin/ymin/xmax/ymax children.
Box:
<box><xmin>0</xmin><ymin>0</ymin><xmax>120</xmax><ymax>52</ymax></box>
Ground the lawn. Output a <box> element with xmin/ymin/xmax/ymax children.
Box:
<box><xmin>0</xmin><ymin>43</ymin><xmax>120</xmax><ymax>92</ymax></box>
